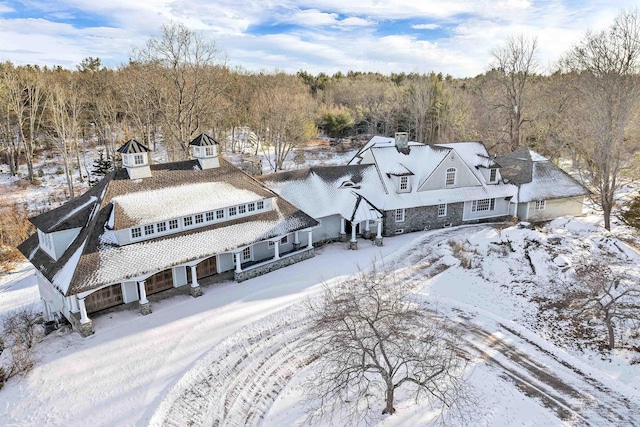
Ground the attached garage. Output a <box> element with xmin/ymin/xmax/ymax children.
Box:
<box><xmin>85</xmin><ymin>284</ymin><xmax>124</xmax><ymax>314</ymax></box>
<box><xmin>145</xmin><ymin>269</ymin><xmax>174</xmax><ymax>295</ymax></box>
<box><xmin>186</xmin><ymin>256</ymin><xmax>217</xmax><ymax>282</ymax></box>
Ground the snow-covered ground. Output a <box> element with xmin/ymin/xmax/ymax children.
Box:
<box><xmin>1</xmin><ymin>219</ymin><xmax>639</xmax><ymax>426</ymax></box>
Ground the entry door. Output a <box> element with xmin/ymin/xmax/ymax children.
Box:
<box><xmin>145</xmin><ymin>269</ymin><xmax>174</xmax><ymax>295</ymax></box>
<box><xmin>85</xmin><ymin>284</ymin><xmax>124</xmax><ymax>314</ymax></box>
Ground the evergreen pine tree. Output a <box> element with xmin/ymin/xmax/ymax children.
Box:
<box><xmin>89</xmin><ymin>150</ymin><xmax>113</xmax><ymax>186</ymax></box>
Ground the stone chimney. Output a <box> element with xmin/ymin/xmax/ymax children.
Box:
<box><xmin>117</xmin><ymin>139</ymin><xmax>152</xmax><ymax>179</ymax></box>
<box><xmin>189</xmin><ymin>133</ymin><xmax>220</xmax><ymax>170</ymax></box>
<box><xmin>395</xmin><ymin>132</ymin><xmax>409</xmax><ymax>153</ymax></box>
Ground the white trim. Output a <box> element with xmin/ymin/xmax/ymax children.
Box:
<box><xmin>395</xmin><ymin>208</ymin><xmax>405</xmax><ymax>222</ymax></box>
<box><xmin>438</xmin><ymin>203</ymin><xmax>447</xmax><ymax>217</ymax></box>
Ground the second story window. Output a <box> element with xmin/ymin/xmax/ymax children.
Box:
<box><xmin>248</xmin><ymin>202</ymin><xmax>255</xmax><ymax>212</ymax></box>
<box><xmin>169</xmin><ymin>219</ymin><xmax>179</xmax><ymax>230</ymax></box>
<box><xmin>157</xmin><ymin>222</ymin><xmax>166</xmax><ymax>232</ymax></box>
<box><xmin>195</xmin><ymin>214</ymin><xmax>204</xmax><ymax>224</ymax></box>
<box><xmin>229</xmin><ymin>206</ymin><xmax>237</xmax><ymax>216</ymax></box>
<box><xmin>238</xmin><ymin>205</ymin><xmax>246</xmax><ymax>214</ymax></box>
<box><xmin>206</xmin><ymin>211</ymin><xmax>215</xmax><ymax>222</ymax></box>
<box><xmin>131</xmin><ymin>227</ymin><xmax>142</xmax><ymax>239</ymax></box>
<box><xmin>489</xmin><ymin>168</ymin><xmax>497</xmax><ymax>182</ymax></box>
<box><xmin>445</xmin><ymin>168</ymin><xmax>456</xmax><ymax>186</ymax></box>
<box><xmin>216</xmin><ymin>209</ymin><xmax>224</xmax><ymax>219</ymax></box>
<box><xmin>184</xmin><ymin>216</ymin><xmax>193</xmax><ymax>227</ymax></box>
<box><xmin>144</xmin><ymin>224</ymin><xmax>154</xmax><ymax>235</ymax></box>
<box><xmin>257</xmin><ymin>200</ymin><xmax>264</xmax><ymax>210</ymax></box>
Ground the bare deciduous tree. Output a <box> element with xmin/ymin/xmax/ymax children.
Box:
<box><xmin>562</xmin><ymin>10</ymin><xmax>640</xmax><ymax>230</ymax></box>
<box><xmin>305</xmin><ymin>267</ymin><xmax>470</xmax><ymax>424</ymax></box>
<box><xmin>555</xmin><ymin>259</ymin><xmax>640</xmax><ymax>350</ymax></box>
<box><xmin>134</xmin><ymin>22</ymin><xmax>226</xmax><ymax>160</ymax></box>
<box><xmin>490</xmin><ymin>34</ymin><xmax>539</xmax><ymax>151</ymax></box>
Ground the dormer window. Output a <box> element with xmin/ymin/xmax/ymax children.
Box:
<box><xmin>489</xmin><ymin>168</ymin><xmax>497</xmax><ymax>182</ymax></box>
<box><xmin>445</xmin><ymin>168</ymin><xmax>456</xmax><ymax>186</ymax></box>
<box><xmin>400</xmin><ymin>176</ymin><xmax>408</xmax><ymax>190</ymax></box>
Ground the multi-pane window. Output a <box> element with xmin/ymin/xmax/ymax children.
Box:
<box><xmin>400</xmin><ymin>176</ymin><xmax>408</xmax><ymax>191</ymax></box>
<box><xmin>445</xmin><ymin>168</ymin><xmax>456</xmax><ymax>186</ymax></box>
<box><xmin>157</xmin><ymin>222</ymin><xmax>166</xmax><ymax>233</ymax></box>
<box><xmin>281</xmin><ymin>235</ymin><xmax>288</xmax><ymax>244</ymax></box>
<box><xmin>257</xmin><ymin>200</ymin><xmax>264</xmax><ymax>210</ymax></box>
<box><xmin>472</xmin><ymin>198</ymin><xmax>495</xmax><ymax>212</ymax></box>
<box><xmin>535</xmin><ymin>200</ymin><xmax>546</xmax><ymax>210</ymax></box>
<box><xmin>395</xmin><ymin>208</ymin><xmax>405</xmax><ymax>222</ymax></box>
<box><xmin>238</xmin><ymin>205</ymin><xmax>246</xmax><ymax>214</ymax></box>
<box><xmin>206</xmin><ymin>211</ymin><xmax>215</xmax><ymax>222</ymax></box>
<box><xmin>195</xmin><ymin>214</ymin><xmax>204</xmax><ymax>224</ymax></box>
<box><xmin>169</xmin><ymin>219</ymin><xmax>179</xmax><ymax>230</ymax></box>
<box><xmin>489</xmin><ymin>168</ymin><xmax>497</xmax><ymax>182</ymax></box>
<box><xmin>184</xmin><ymin>216</ymin><xmax>193</xmax><ymax>226</ymax></box>
<box><xmin>144</xmin><ymin>224</ymin><xmax>154</xmax><ymax>235</ymax></box>
<box><xmin>205</xmin><ymin>146</ymin><xmax>215</xmax><ymax>156</ymax></box>
<box><xmin>216</xmin><ymin>209</ymin><xmax>224</xmax><ymax>219</ymax></box>
<box><xmin>131</xmin><ymin>227</ymin><xmax>142</xmax><ymax>238</ymax></box>
<box><xmin>248</xmin><ymin>202</ymin><xmax>255</xmax><ymax>212</ymax></box>
<box><xmin>268</xmin><ymin>240</ymin><xmax>275</xmax><ymax>247</ymax></box>
<box><xmin>229</xmin><ymin>207</ymin><xmax>237</xmax><ymax>216</ymax></box>
<box><xmin>242</xmin><ymin>246</ymin><xmax>251</xmax><ymax>261</ymax></box>
<box><xmin>438</xmin><ymin>203</ymin><xmax>447</xmax><ymax>217</ymax></box>
<box><xmin>133</xmin><ymin>154</ymin><xmax>144</xmax><ymax>165</ymax></box>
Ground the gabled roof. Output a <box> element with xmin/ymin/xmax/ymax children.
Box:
<box><xmin>19</xmin><ymin>158</ymin><xmax>317</xmax><ymax>296</ymax></box>
<box><xmin>189</xmin><ymin>133</ymin><xmax>218</xmax><ymax>147</ymax></box>
<box><xmin>117</xmin><ymin>139</ymin><xmax>150</xmax><ymax>154</ymax></box>
<box><xmin>496</xmin><ymin>148</ymin><xmax>590</xmax><ymax>202</ymax></box>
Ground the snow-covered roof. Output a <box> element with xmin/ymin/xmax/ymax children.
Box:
<box><xmin>497</xmin><ymin>148</ymin><xmax>590</xmax><ymax>202</ymax></box>
<box><xmin>260</xmin><ymin>165</ymin><xmax>384</xmax><ymax>221</ymax></box>
<box><xmin>112</xmin><ymin>182</ymin><xmax>264</xmax><ymax>230</ymax></box>
<box><xmin>349</xmin><ymin>135</ymin><xmax>424</xmax><ymax>165</ymax></box>
<box><xmin>19</xmin><ymin>158</ymin><xmax>318</xmax><ymax>296</ymax></box>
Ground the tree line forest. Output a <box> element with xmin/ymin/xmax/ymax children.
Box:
<box><xmin>1</xmin><ymin>11</ymin><xmax>640</xmax><ymax>238</ymax></box>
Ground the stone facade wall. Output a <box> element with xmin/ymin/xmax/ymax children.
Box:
<box><xmin>234</xmin><ymin>249</ymin><xmax>315</xmax><ymax>282</ymax></box>
<box><xmin>383</xmin><ymin>203</ymin><xmax>464</xmax><ymax>236</ymax></box>
<box><xmin>69</xmin><ymin>312</ymin><xmax>94</xmax><ymax>337</ymax></box>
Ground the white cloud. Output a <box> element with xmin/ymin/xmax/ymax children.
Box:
<box><xmin>412</xmin><ymin>23</ymin><xmax>440</xmax><ymax>30</ymax></box>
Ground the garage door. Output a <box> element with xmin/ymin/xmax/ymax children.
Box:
<box><xmin>186</xmin><ymin>256</ymin><xmax>217</xmax><ymax>283</ymax></box>
<box><xmin>85</xmin><ymin>284</ymin><xmax>124</xmax><ymax>314</ymax></box>
<box><xmin>145</xmin><ymin>269</ymin><xmax>174</xmax><ymax>295</ymax></box>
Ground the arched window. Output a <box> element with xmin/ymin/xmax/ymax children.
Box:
<box><xmin>445</xmin><ymin>168</ymin><xmax>456</xmax><ymax>186</ymax></box>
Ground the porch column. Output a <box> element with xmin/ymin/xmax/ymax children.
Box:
<box><xmin>235</xmin><ymin>252</ymin><xmax>242</xmax><ymax>273</ymax></box>
<box><xmin>365</xmin><ymin>220</ymin><xmax>370</xmax><ymax>232</ymax></box>
<box><xmin>294</xmin><ymin>231</ymin><xmax>300</xmax><ymax>245</ymax></box>
<box><xmin>274</xmin><ymin>240</ymin><xmax>280</xmax><ymax>260</ymax></box>
<box><xmin>190</xmin><ymin>265</ymin><xmax>199</xmax><ymax>287</ymax></box>
<box><xmin>138</xmin><ymin>280</ymin><xmax>151</xmax><ymax>315</ymax></box>
<box><xmin>374</xmin><ymin>219</ymin><xmax>383</xmax><ymax>247</ymax></box>
<box><xmin>340</xmin><ymin>217</ymin><xmax>346</xmax><ymax>234</ymax></box>
<box><xmin>189</xmin><ymin>264</ymin><xmax>203</xmax><ymax>297</ymax></box>
<box><xmin>78</xmin><ymin>297</ymin><xmax>90</xmax><ymax>324</ymax></box>
<box><xmin>349</xmin><ymin>222</ymin><xmax>358</xmax><ymax>250</ymax></box>
<box><xmin>138</xmin><ymin>280</ymin><xmax>148</xmax><ymax>304</ymax></box>
<box><xmin>307</xmin><ymin>229</ymin><xmax>313</xmax><ymax>249</ymax></box>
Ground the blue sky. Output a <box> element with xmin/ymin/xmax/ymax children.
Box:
<box><xmin>0</xmin><ymin>0</ymin><xmax>636</xmax><ymax>77</ymax></box>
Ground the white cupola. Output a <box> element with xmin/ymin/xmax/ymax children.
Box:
<box><xmin>189</xmin><ymin>133</ymin><xmax>220</xmax><ymax>169</ymax></box>
<box><xmin>117</xmin><ymin>139</ymin><xmax>152</xmax><ymax>179</ymax></box>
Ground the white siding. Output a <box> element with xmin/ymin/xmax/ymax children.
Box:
<box><xmin>525</xmin><ymin>196</ymin><xmax>585</xmax><ymax>221</ymax></box>
<box><xmin>419</xmin><ymin>152</ymin><xmax>480</xmax><ymax>191</ymax></box>
<box><xmin>122</xmin><ymin>281</ymin><xmax>139</xmax><ymax>303</ymax></box>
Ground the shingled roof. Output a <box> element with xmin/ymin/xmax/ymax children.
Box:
<box><xmin>19</xmin><ymin>158</ymin><xmax>318</xmax><ymax>296</ymax></box>
<box><xmin>496</xmin><ymin>148</ymin><xmax>590</xmax><ymax>202</ymax></box>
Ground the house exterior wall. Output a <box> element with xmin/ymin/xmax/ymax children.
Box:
<box><xmin>36</xmin><ymin>272</ymin><xmax>66</xmax><ymax>322</ymax></box>
<box><xmin>173</xmin><ymin>266</ymin><xmax>188</xmax><ymax>287</ymax></box>
<box><xmin>525</xmin><ymin>196</ymin><xmax>585</xmax><ymax>222</ymax></box>
<box><xmin>313</xmin><ymin>214</ymin><xmax>342</xmax><ymax>242</ymax></box>
<box><xmin>382</xmin><ymin>202</ymin><xmax>465</xmax><ymax>235</ymax></box>
<box><xmin>122</xmin><ymin>281</ymin><xmax>138</xmax><ymax>303</ymax></box>
<box><xmin>218</xmin><ymin>253</ymin><xmax>234</xmax><ymax>273</ymax></box>
<box><xmin>419</xmin><ymin>152</ymin><xmax>479</xmax><ymax>191</ymax></box>
<box><xmin>51</xmin><ymin>228</ymin><xmax>82</xmax><ymax>260</ymax></box>
<box><xmin>462</xmin><ymin>198</ymin><xmax>511</xmax><ymax>221</ymax></box>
